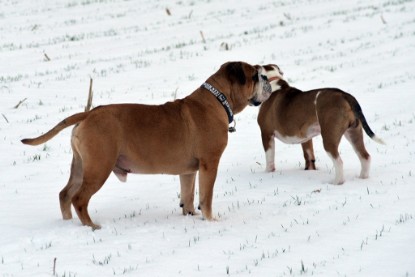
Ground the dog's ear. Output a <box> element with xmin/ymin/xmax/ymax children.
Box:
<box><xmin>226</xmin><ymin>62</ymin><xmax>246</xmax><ymax>85</ymax></box>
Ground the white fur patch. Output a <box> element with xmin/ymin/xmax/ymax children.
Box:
<box><xmin>327</xmin><ymin>152</ymin><xmax>344</xmax><ymax>185</ymax></box>
<box><xmin>314</xmin><ymin>91</ymin><xmax>322</xmax><ymax>106</ymax></box>
<box><xmin>372</xmin><ymin>135</ymin><xmax>386</xmax><ymax>145</ymax></box>
<box><xmin>359</xmin><ymin>155</ymin><xmax>370</xmax><ymax>179</ymax></box>
<box><xmin>273</xmin><ymin>124</ymin><xmax>320</xmax><ymax>145</ymax></box>
<box><xmin>270</xmin><ymin>81</ymin><xmax>281</xmax><ymax>92</ymax></box>
<box><xmin>265</xmin><ymin>138</ymin><xmax>276</xmax><ymax>172</ymax></box>
<box><xmin>274</xmin><ymin>132</ymin><xmax>307</xmax><ymax>144</ymax></box>
<box><xmin>344</xmin><ymin>132</ymin><xmax>371</xmax><ymax>179</ymax></box>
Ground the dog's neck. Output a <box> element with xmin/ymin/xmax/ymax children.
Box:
<box><xmin>199</xmin><ymin>79</ymin><xmax>241</xmax><ymax>133</ymax></box>
<box><xmin>201</xmin><ymin>82</ymin><xmax>234</xmax><ymax>124</ymax></box>
<box><xmin>274</xmin><ymin>79</ymin><xmax>290</xmax><ymax>91</ymax></box>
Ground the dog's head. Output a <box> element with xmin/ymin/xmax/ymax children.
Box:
<box><xmin>212</xmin><ymin>61</ymin><xmax>284</xmax><ymax>113</ymax></box>
<box><xmin>249</xmin><ymin>64</ymin><xmax>284</xmax><ymax>106</ymax></box>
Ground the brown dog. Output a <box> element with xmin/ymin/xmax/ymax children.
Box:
<box><xmin>21</xmin><ymin>61</ymin><xmax>282</xmax><ymax>229</ymax></box>
<box><xmin>258</xmin><ymin>66</ymin><xmax>384</xmax><ymax>185</ymax></box>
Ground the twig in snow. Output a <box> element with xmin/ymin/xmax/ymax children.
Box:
<box><xmin>301</xmin><ymin>260</ymin><xmax>306</xmax><ymax>273</ymax></box>
<box><xmin>14</xmin><ymin>98</ymin><xmax>27</xmax><ymax>109</ymax></box>
<box><xmin>53</xmin><ymin>257</ymin><xmax>57</xmax><ymax>275</ymax></box>
<box><xmin>381</xmin><ymin>14</ymin><xmax>387</xmax><ymax>24</ymax></box>
<box><xmin>172</xmin><ymin>87</ymin><xmax>178</xmax><ymax>101</ymax></box>
<box><xmin>2</xmin><ymin>113</ymin><xmax>9</xmax><ymax>123</ymax></box>
<box><xmin>44</xmin><ymin>52</ymin><xmax>51</xmax><ymax>61</ymax></box>
<box><xmin>200</xmin><ymin>31</ymin><xmax>206</xmax><ymax>44</ymax></box>
<box><xmin>220</xmin><ymin>42</ymin><xmax>230</xmax><ymax>51</ymax></box>
<box><xmin>283</xmin><ymin>13</ymin><xmax>292</xmax><ymax>20</ymax></box>
<box><xmin>85</xmin><ymin>78</ymin><xmax>93</xmax><ymax>112</ymax></box>
<box><xmin>165</xmin><ymin>8</ymin><xmax>171</xmax><ymax>16</ymax></box>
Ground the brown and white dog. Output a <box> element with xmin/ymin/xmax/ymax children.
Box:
<box><xmin>257</xmin><ymin>65</ymin><xmax>384</xmax><ymax>185</ymax></box>
<box><xmin>21</xmin><ymin>61</ymin><xmax>281</xmax><ymax>229</ymax></box>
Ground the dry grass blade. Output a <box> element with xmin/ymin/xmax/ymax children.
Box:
<box><xmin>381</xmin><ymin>14</ymin><xmax>387</xmax><ymax>24</ymax></box>
<box><xmin>53</xmin><ymin>257</ymin><xmax>57</xmax><ymax>275</ymax></box>
<box><xmin>2</xmin><ymin>113</ymin><xmax>9</xmax><ymax>123</ymax></box>
<box><xmin>200</xmin><ymin>30</ymin><xmax>206</xmax><ymax>44</ymax></box>
<box><xmin>14</xmin><ymin>98</ymin><xmax>27</xmax><ymax>109</ymax></box>
<box><xmin>85</xmin><ymin>78</ymin><xmax>93</xmax><ymax>112</ymax></box>
<box><xmin>44</xmin><ymin>52</ymin><xmax>51</xmax><ymax>61</ymax></box>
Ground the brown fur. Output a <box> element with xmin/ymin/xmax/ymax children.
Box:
<box><xmin>258</xmin><ymin>78</ymin><xmax>384</xmax><ymax>185</ymax></box>
<box><xmin>22</xmin><ymin>61</ymin><xmax>273</xmax><ymax>229</ymax></box>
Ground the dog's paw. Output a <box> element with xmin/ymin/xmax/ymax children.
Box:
<box><xmin>359</xmin><ymin>173</ymin><xmax>369</xmax><ymax>179</ymax></box>
<box><xmin>182</xmin><ymin>208</ymin><xmax>198</xmax><ymax>216</ymax></box>
<box><xmin>62</xmin><ymin>213</ymin><xmax>73</xmax><ymax>220</ymax></box>
<box><xmin>200</xmin><ymin>209</ymin><xmax>217</xmax><ymax>221</ymax></box>
<box><xmin>332</xmin><ymin>179</ymin><xmax>345</xmax><ymax>185</ymax></box>
<box><xmin>304</xmin><ymin>161</ymin><xmax>317</xmax><ymax>170</ymax></box>
<box><xmin>90</xmin><ymin>223</ymin><xmax>102</xmax><ymax>231</ymax></box>
<box><xmin>180</xmin><ymin>203</ymin><xmax>197</xmax><ymax>216</ymax></box>
<box><xmin>202</xmin><ymin>216</ymin><xmax>218</xmax><ymax>222</ymax></box>
<box><xmin>265</xmin><ymin>164</ymin><xmax>276</xmax><ymax>172</ymax></box>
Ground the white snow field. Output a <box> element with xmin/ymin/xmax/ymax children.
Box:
<box><xmin>1</xmin><ymin>0</ymin><xmax>414</xmax><ymax>276</ymax></box>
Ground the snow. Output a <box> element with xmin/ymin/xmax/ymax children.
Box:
<box><xmin>1</xmin><ymin>0</ymin><xmax>414</xmax><ymax>276</ymax></box>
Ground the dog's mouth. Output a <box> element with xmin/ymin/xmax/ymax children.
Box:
<box><xmin>267</xmin><ymin>76</ymin><xmax>280</xmax><ymax>83</ymax></box>
<box><xmin>248</xmin><ymin>73</ymin><xmax>272</xmax><ymax>106</ymax></box>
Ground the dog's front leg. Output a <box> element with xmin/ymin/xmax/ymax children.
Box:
<box><xmin>262</xmin><ymin>133</ymin><xmax>276</xmax><ymax>172</ymax></box>
<box><xmin>179</xmin><ymin>173</ymin><xmax>197</xmax><ymax>215</ymax></box>
<box><xmin>198</xmin><ymin>159</ymin><xmax>220</xmax><ymax>221</ymax></box>
<box><xmin>301</xmin><ymin>140</ymin><xmax>316</xmax><ymax>170</ymax></box>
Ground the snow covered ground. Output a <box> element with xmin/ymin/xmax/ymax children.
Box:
<box><xmin>1</xmin><ymin>0</ymin><xmax>414</xmax><ymax>276</ymax></box>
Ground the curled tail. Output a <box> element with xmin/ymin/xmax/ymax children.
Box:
<box><xmin>344</xmin><ymin>93</ymin><xmax>385</xmax><ymax>145</ymax></box>
<box><xmin>21</xmin><ymin>112</ymin><xmax>89</xmax><ymax>146</ymax></box>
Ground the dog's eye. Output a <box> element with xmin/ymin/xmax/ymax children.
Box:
<box><xmin>252</xmin><ymin>74</ymin><xmax>259</xmax><ymax>82</ymax></box>
<box><xmin>261</xmin><ymin>75</ymin><xmax>268</xmax><ymax>81</ymax></box>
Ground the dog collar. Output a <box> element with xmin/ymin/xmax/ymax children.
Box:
<box><xmin>201</xmin><ymin>82</ymin><xmax>235</xmax><ymax>128</ymax></box>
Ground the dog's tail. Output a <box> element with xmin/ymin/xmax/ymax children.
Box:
<box><xmin>344</xmin><ymin>93</ymin><xmax>385</xmax><ymax>145</ymax></box>
<box><xmin>21</xmin><ymin>112</ymin><xmax>89</xmax><ymax>146</ymax></box>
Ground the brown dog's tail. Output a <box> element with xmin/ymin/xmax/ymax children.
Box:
<box><xmin>21</xmin><ymin>112</ymin><xmax>89</xmax><ymax>146</ymax></box>
<box><xmin>344</xmin><ymin>93</ymin><xmax>385</xmax><ymax>145</ymax></box>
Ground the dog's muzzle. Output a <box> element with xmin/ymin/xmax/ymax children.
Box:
<box><xmin>249</xmin><ymin>74</ymin><xmax>272</xmax><ymax>106</ymax></box>
<box><xmin>261</xmin><ymin>74</ymin><xmax>272</xmax><ymax>95</ymax></box>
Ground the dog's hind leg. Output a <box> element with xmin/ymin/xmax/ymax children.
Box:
<box><xmin>317</xmin><ymin>97</ymin><xmax>350</xmax><ymax>184</ymax></box>
<box><xmin>301</xmin><ymin>140</ymin><xmax>316</xmax><ymax>170</ymax></box>
<box><xmin>179</xmin><ymin>173</ymin><xmax>197</xmax><ymax>215</ymax></box>
<box><xmin>261</xmin><ymin>131</ymin><xmax>275</xmax><ymax>172</ymax></box>
<box><xmin>71</xmin><ymin>146</ymin><xmax>116</xmax><ymax>230</ymax></box>
<box><xmin>320</xmin><ymin>121</ymin><xmax>347</xmax><ymax>185</ymax></box>
<box><xmin>327</xmin><ymin>151</ymin><xmax>344</xmax><ymax>185</ymax></box>
<box><xmin>344</xmin><ymin>124</ymin><xmax>371</xmax><ymax>179</ymax></box>
<box><xmin>59</xmin><ymin>153</ymin><xmax>83</xmax><ymax>220</ymax></box>
<box><xmin>322</xmin><ymin>140</ymin><xmax>344</xmax><ymax>185</ymax></box>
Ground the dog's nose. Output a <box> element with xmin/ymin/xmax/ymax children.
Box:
<box><xmin>249</xmin><ymin>99</ymin><xmax>262</xmax><ymax>106</ymax></box>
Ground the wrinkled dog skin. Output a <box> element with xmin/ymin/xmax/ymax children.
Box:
<box><xmin>22</xmin><ymin>61</ymin><xmax>281</xmax><ymax>229</ymax></box>
<box><xmin>258</xmin><ymin>65</ymin><xmax>384</xmax><ymax>185</ymax></box>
